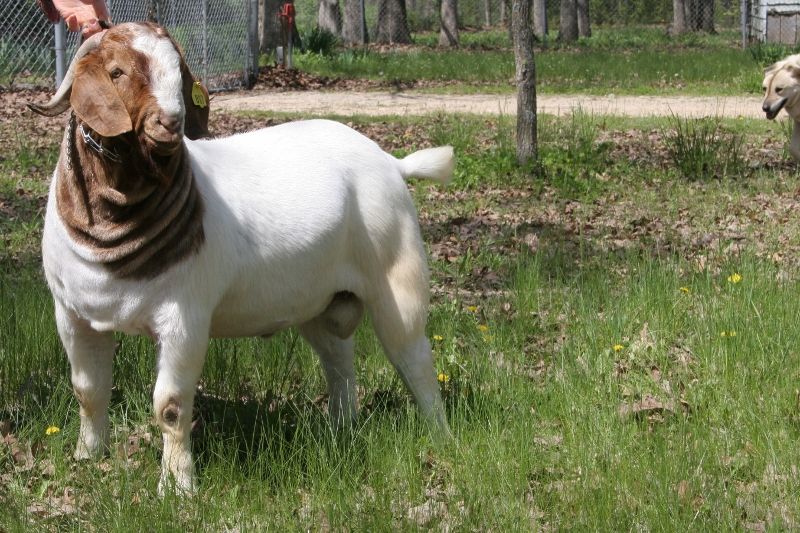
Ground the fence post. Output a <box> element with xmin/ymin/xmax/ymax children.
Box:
<box><xmin>740</xmin><ymin>0</ymin><xmax>748</xmax><ymax>48</ymax></box>
<box><xmin>248</xmin><ymin>0</ymin><xmax>260</xmax><ymax>87</ymax></box>
<box><xmin>202</xmin><ymin>0</ymin><xmax>209</xmax><ymax>84</ymax></box>
<box><xmin>54</xmin><ymin>21</ymin><xmax>67</xmax><ymax>89</ymax></box>
<box><xmin>361</xmin><ymin>0</ymin><xmax>367</xmax><ymax>44</ymax></box>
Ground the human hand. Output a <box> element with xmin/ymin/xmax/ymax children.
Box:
<box><xmin>37</xmin><ymin>0</ymin><xmax>111</xmax><ymax>37</ymax></box>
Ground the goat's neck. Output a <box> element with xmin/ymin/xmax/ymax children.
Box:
<box><xmin>55</xmin><ymin>114</ymin><xmax>205</xmax><ymax>279</ymax></box>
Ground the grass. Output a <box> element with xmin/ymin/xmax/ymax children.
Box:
<box><xmin>2</xmin><ymin>110</ymin><xmax>800</xmax><ymax>529</ymax></box>
<box><xmin>293</xmin><ymin>26</ymin><xmax>767</xmax><ymax>96</ymax></box>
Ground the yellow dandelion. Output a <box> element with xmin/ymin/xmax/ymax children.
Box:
<box><xmin>477</xmin><ymin>324</ymin><xmax>489</xmax><ymax>333</ymax></box>
<box><xmin>437</xmin><ymin>372</ymin><xmax>450</xmax><ymax>383</ymax></box>
<box><xmin>720</xmin><ymin>331</ymin><xmax>727</xmax><ymax>337</ymax></box>
<box><xmin>679</xmin><ymin>286</ymin><xmax>691</xmax><ymax>294</ymax></box>
<box><xmin>466</xmin><ymin>306</ymin><xmax>479</xmax><ymax>313</ymax></box>
<box><xmin>727</xmin><ymin>273</ymin><xmax>742</xmax><ymax>284</ymax></box>
<box><xmin>432</xmin><ymin>335</ymin><xmax>444</xmax><ymax>342</ymax></box>
<box><xmin>729</xmin><ymin>331</ymin><xmax>737</xmax><ymax>337</ymax></box>
<box><xmin>45</xmin><ymin>425</ymin><xmax>60</xmax><ymax>436</ymax></box>
<box><xmin>613</xmin><ymin>344</ymin><xmax>624</xmax><ymax>352</ymax></box>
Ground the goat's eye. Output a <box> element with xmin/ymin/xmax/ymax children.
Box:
<box><xmin>110</xmin><ymin>68</ymin><xmax>124</xmax><ymax>79</ymax></box>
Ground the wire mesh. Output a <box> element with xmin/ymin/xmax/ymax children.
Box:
<box><xmin>288</xmin><ymin>0</ymin><xmax>742</xmax><ymax>47</ymax></box>
<box><xmin>0</xmin><ymin>0</ymin><xmax>255</xmax><ymax>91</ymax></box>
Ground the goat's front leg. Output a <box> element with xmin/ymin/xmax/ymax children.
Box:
<box><xmin>154</xmin><ymin>320</ymin><xmax>209</xmax><ymax>496</ymax></box>
<box><xmin>790</xmin><ymin>120</ymin><xmax>800</xmax><ymax>162</ymax></box>
<box><xmin>55</xmin><ymin>302</ymin><xmax>116</xmax><ymax>460</ymax></box>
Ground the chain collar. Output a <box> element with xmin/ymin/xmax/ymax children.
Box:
<box><xmin>79</xmin><ymin>123</ymin><xmax>122</xmax><ymax>163</ymax></box>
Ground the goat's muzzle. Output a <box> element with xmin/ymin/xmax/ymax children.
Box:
<box><xmin>764</xmin><ymin>97</ymin><xmax>788</xmax><ymax>120</ymax></box>
<box><xmin>144</xmin><ymin>112</ymin><xmax>184</xmax><ymax>155</ymax></box>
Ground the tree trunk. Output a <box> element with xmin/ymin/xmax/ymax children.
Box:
<box><xmin>376</xmin><ymin>0</ymin><xmax>412</xmax><ymax>43</ymax></box>
<box><xmin>699</xmin><ymin>0</ymin><xmax>715</xmax><ymax>32</ymax></box>
<box><xmin>533</xmin><ymin>0</ymin><xmax>547</xmax><ymax>40</ymax></box>
<box><xmin>686</xmin><ymin>0</ymin><xmax>714</xmax><ymax>31</ymax></box>
<box><xmin>439</xmin><ymin>0</ymin><xmax>459</xmax><ymax>46</ymax></box>
<box><xmin>484</xmin><ymin>0</ymin><xmax>491</xmax><ymax>27</ymax></box>
<box><xmin>558</xmin><ymin>0</ymin><xmax>578</xmax><ymax>42</ymax></box>
<box><xmin>512</xmin><ymin>0</ymin><xmax>537</xmax><ymax>165</ymax></box>
<box><xmin>318</xmin><ymin>0</ymin><xmax>343</xmax><ymax>35</ymax></box>
<box><xmin>259</xmin><ymin>0</ymin><xmax>283</xmax><ymax>54</ymax></box>
<box><xmin>672</xmin><ymin>0</ymin><xmax>687</xmax><ymax>34</ymax></box>
<box><xmin>343</xmin><ymin>0</ymin><xmax>367</xmax><ymax>43</ymax></box>
<box><xmin>577</xmin><ymin>0</ymin><xmax>590</xmax><ymax>38</ymax></box>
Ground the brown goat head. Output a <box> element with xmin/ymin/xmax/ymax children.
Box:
<box><xmin>30</xmin><ymin>22</ymin><xmax>209</xmax><ymax>147</ymax></box>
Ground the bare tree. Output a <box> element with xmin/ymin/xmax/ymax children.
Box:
<box><xmin>439</xmin><ymin>0</ymin><xmax>459</xmax><ymax>46</ymax></box>
<box><xmin>577</xmin><ymin>0</ymin><xmax>590</xmax><ymax>38</ymax></box>
<box><xmin>318</xmin><ymin>0</ymin><xmax>342</xmax><ymax>35</ymax></box>
<box><xmin>512</xmin><ymin>0</ymin><xmax>537</xmax><ymax>165</ymax></box>
<box><xmin>672</xmin><ymin>0</ymin><xmax>687</xmax><ymax>34</ymax></box>
<box><xmin>687</xmin><ymin>0</ymin><xmax>715</xmax><ymax>32</ymax></box>
<box><xmin>533</xmin><ymin>0</ymin><xmax>547</xmax><ymax>40</ymax></box>
<box><xmin>376</xmin><ymin>0</ymin><xmax>412</xmax><ymax>43</ymax></box>
<box><xmin>558</xmin><ymin>0</ymin><xmax>578</xmax><ymax>42</ymax></box>
<box><xmin>343</xmin><ymin>0</ymin><xmax>367</xmax><ymax>44</ymax></box>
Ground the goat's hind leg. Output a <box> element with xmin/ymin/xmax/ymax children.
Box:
<box><xmin>368</xmin><ymin>266</ymin><xmax>451</xmax><ymax>439</ymax></box>
<box><xmin>299</xmin><ymin>292</ymin><xmax>364</xmax><ymax>429</ymax></box>
<box><xmin>55</xmin><ymin>302</ymin><xmax>116</xmax><ymax>460</ymax></box>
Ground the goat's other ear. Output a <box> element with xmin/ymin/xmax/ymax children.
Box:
<box><xmin>71</xmin><ymin>61</ymin><xmax>132</xmax><ymax>138</ymax></box>
<box><xmin>179</xmin><ymin>55</ymin><xmax>210</xmax><ymax>140</ymax></box>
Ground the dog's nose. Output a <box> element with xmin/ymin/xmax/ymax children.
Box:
<box><xmin>763</xmin><ymin>103</ymin><xmax>770</xmax><ymax>112</ymax></box>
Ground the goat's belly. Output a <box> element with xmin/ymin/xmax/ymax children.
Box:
<box><xmin>208</xmin><ymin>289</ymin><xmax>330</xmax><ymax>338</ymax></box>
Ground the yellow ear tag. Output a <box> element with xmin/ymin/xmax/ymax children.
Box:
<box><xmin>191</xmin><ymin>81</ymin><xmax>207</xmax><ymax>108</ymax></box>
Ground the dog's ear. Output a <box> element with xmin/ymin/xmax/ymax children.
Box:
<box><xmin>789</xmin><ymin>65</ymin><xmax>800</xmax><ymax>81</ymax></box>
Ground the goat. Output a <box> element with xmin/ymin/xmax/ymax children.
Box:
<box><xmin>29</xmin><ymin>22</ymin><xmax>454</xmax><ymax>494</ymax></box>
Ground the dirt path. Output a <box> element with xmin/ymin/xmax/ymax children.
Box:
<box><xmin>213</xmin><ymin>90</ymin><xmax>765</xmax><ymax>118</ymax></box>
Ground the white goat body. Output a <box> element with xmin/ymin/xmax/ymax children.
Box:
<box><xmin>45</xmin><ymin>120</ymin><xmax>452</xmax><ymax>339</ymax></box>
<box><xmin>33</xmin><ymin>22</ymin><xmax>453</xmax><ymax>494</ymax></box>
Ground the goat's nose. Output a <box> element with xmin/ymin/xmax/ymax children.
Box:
<box><xmin>158</xmin><ymin>113</ymin><xmax>182</xmax><ymax>134</ymax></box>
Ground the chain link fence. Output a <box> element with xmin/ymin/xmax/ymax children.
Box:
<box><xmin>0</xmin><ymin>0</ymin><xmax>774</xmax><ymax>92</ymax></box>
<box><xmin>0</xmin><ymin>0</ymin><xmax>258</xmax><ymax>91</ymax></box>
<box><xmin>289</xmin><ymin>0</ymin><xmax>742</xmax><ymax>47</ymax></box>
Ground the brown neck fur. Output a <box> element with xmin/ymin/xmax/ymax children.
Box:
<box><xmin>56</xmin><ymin>114</ymin><xmax>205</xmax><ymax>279</ymax></box>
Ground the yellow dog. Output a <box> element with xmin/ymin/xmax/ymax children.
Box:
<box><xmin>762</xmin><ymin>54</ymin><xmax>800</xmax><ymax>160</ymax></box>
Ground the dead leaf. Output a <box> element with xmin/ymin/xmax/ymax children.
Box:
<box><xmin>618</xmin><ymin>394</ymin><xmax>677</xmax><ymax>419</ymax></box>
<box><xmin>406</xmin><ymin>499</ymin><xmax>447</xmax><ymax>526</ymax></box>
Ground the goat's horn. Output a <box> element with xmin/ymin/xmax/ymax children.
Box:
<box><xmin>28</xmin><ymin>32</ymin><xmax>104</xmax><ymax>117</ymax></box>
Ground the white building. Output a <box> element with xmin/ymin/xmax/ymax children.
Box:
<box><xmin>749</xmin><ymin>0</ymin><xmax>800</xmax><ymax>44</ymax></box>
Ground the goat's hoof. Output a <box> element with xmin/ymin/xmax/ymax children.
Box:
<box><xmin>158</xmin><ymin>473</ymin><xmax>197</xmax><ymax>498</ymax></box>
<box><xmin>73</xmin><ymin>442</ymin><xmax>106</xmax><ymax>461</ymax></box>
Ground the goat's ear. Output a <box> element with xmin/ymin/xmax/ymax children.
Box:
<box><xmin>71</xmin><ymin>61</ymin><xmax>133</xmax><ymax>138</ymax></box>
<box><xmin>179</xmin><ymin>55</ymin><xmax>210</xmax><ymax>140</ymax></box>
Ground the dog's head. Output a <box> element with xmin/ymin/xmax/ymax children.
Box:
<box><xmin>762</xmin><ymin>58</ymin><xmax>800</xmax><ymax>120</ymax></box>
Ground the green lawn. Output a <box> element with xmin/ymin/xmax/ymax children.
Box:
<box><xmin>294</xmin><ymin>26</ymin><xmax>778</xmax><ymax>96</ymax></box>
<box><xmin>2</xmin><ymin>110</ymin><xmax>800</xmax><ymax>529</ymax></box>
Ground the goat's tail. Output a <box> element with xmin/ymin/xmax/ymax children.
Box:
<box><xmin>397</xmin><ymin>146</ymin><xmax>455</xmax><ymax>184</ymax></box>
